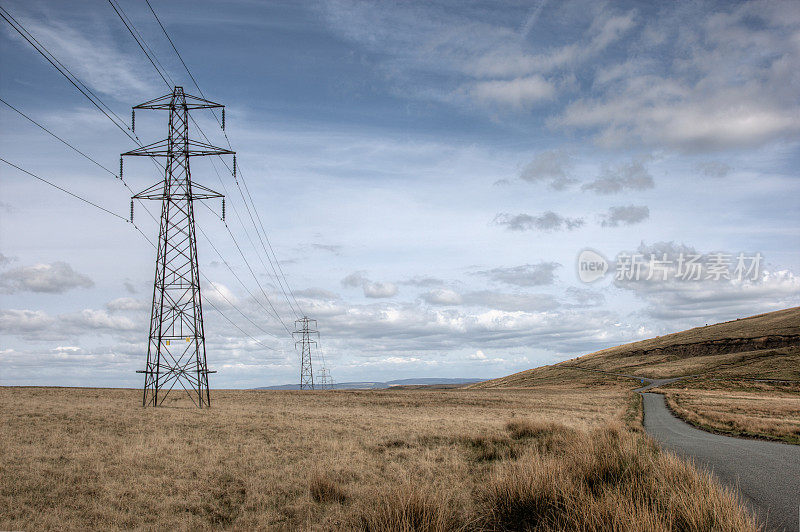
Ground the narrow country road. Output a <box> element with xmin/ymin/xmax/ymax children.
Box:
<box><xmin>641</xmin><ymin>391</ymin><xmax>800</xmax><ymax>531</ymax></box>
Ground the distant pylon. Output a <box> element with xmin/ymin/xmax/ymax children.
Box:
<box><xmin>124</xmin><ymin>86</ymin><xmax>234</xmax><ymax>407</ymax></box>
<box><xmin>318</xmin><ymin>367</ymin><xmax>332</xmax><ymax>390</ymax></box>
<box><xmin>294</xmin><ymin>317</ymin><xmax>318</xmax><ymax>389</ymax></box>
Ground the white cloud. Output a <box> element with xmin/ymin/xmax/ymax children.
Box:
<box><xmin>494</xmin><ymin>211</ymin><xmax>584</xmax><ymax>232</ymax></box>
<box><xmin>469</xmin><ymin>75</ymin><xmax>555</xmax><ymax>108</ymax></box>
<box><xmin>614</xmin><ymin>242</ymin><xmax>800</xmax><ymax>321</ymax></box>
<box><xmin>599</xmin><ymin>205</ymin><xmax>649</xmax><ymax>227</ymax></box>
<box><xmin>0</xmin><ymin>309</ymin><xmax>55</xmax><ymax>332</ymax></box>
<box><xmin>204</xmin><ymin>281</ymin><xmax>239</xmax><ymax>307</ymax></box>
<box><xmin>696</xmin><ymin>161</ymin><xmax>732</xmax><ymax>178</ymax></box>
<box><xmin>318</xmin><ymin>1</ymin><xmax>636</xmax><ymax>112</ymax></box>
<box><xmin>551</xmin><ymin>2</ymin><xmax>800</xmax><ymax>150</ymax></box>
<box><xmin>475</xmin><ymin>263</ymin><xmax>561</xmax><ymax>287</ymax></box>
<box><xmin>341</xmin><ymin>271</ymin><xmax>368</xmax><ymax>288</ymax></box>
<box><xmin>341</xmin><ymin>271</ymin><xmax>398</xmax><ymax>298</ymax></box>
<box><xmin>363</xmin><ymin>281</ymin><xmax>398</xmax><ymax>298</ymax></box>
<box><xmin>460</xmin><ymin>291</ymin><xmax>559</xmax><ymax>312</ymax></box>
<box><xmin>519</xmin><ymin>149</ymin><xmax>576</xmax><ymax>189</ymax></box>
<box><xmin>468</xmin><ymin>349</ymin><xmax>487</xmax><ymax>360</ymax></box>
<box><xmin>582</xmin><ymin>160</ymin><xmax>654</xmax><ymax>194</ymax></box>
<box><xmin>0</xmin><ymin>261</ymin><xmax>93</xmax><ymax>294</ymax></box>
<box><xmin>564</xmin><ymin>287</ymin><xmax>604</xmax><ymax>307</ymax></box>
<box><xmin>106</xmin><ymin>297</ymin><xmax>149</xmax><ymax>312</ymax></box>
<box><xmin>421</xmin><ymin>288</ymin><xmax>463</xmax><ymax>305</ymax></box>
<box><xmin>61</xmin><ymin>309</ymin><xmax>137</xmax><ymax>332</ymax></box>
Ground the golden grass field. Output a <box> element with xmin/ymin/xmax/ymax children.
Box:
<box><xmin>0</xmin><ymin>383</ymin><xmax>757</xmax><ymax>531</ymax></box>
<box><xmin>658</xmin><ymin>378</ymin><xmax>800</xmax><ymax>445</ymax></box>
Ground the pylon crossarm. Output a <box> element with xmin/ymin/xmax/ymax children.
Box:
<box><xmin>131</xmin><ymin>182</ymin><xmax>164</xmax><ymax>200</ymax></box>
<box><xmin>133</xmin><ymin>92</ymin><xmax>175</xmax><ymax>109</ymax></box>
<box><xmin>184</xmin><ymin>139</ymin><xmax>234</xmax><ymax>156</ymax></box>
<box><xmin>136</xmin><ymin>369</ymin><xmax>216</xmax><ymax>374</ymax></box>
<box><xmin>121</xmin><ymin>139</ymin><xmax>169</xmax><ymax>156</ymax></box>
<box><xmin>191</xmin><ymin>182</ymin><xmax>224</xmax><ymax>199</ymax></box>
<box><xmin>134</xmin><ymin>91</ymin><xmax>224</xmax><ymax>111</ymax></box>
<box><xmin>133</xmin><ymin>181</ymin><xmax>223</xmax><ymax>200</ymax></box>
<box><xmin>122</xmin><ymin>139</ymin><xmax>234</xmax><ymax>157</ymax></box>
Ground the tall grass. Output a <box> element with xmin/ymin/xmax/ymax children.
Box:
<box><xmin>354</xmin><ymin>482</ymin><xmax>467</xmax><ymax>532</ymax></box>
<box><xmin>354</xmin><ymin>421</ymin><xmax>758</xmax><ymax>532</ymax></box>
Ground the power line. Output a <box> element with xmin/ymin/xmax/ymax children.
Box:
<box><xmin>0</xmin><ymin>96</ymin><xmax>119</xmax><ymax>178</ymax></box>
<box><xmin>0</xmin><ymin>5</ymin><xmax>171</xmax><ymax>199</ymax></box>
<box><xmin>0</xmin><ymin>5</ymin><xmax>136</xmax><ymax>142</ymax></box>
<box><xmin>0</xmin><ymin>156</ymin><xmax>277</xmax><ymax>353</ymax></box>
<box><xmin>106</xmin><ymin>4</ymin><xmax>296</xmax><ymax>339</ymax></box>
<box><xmin>145</xmin><ymin>0</ymin><xmax>203</xmax><ymax>98</ymax></box>
<box><xmin>0</xmin><ymin>95</ymin><xmax>163</xmax><ymax>229</ymax></box>
<box><xmin>112</xmin><ymin>0</ymin><xmax>176</xmax><ymax>88</ymax></box>
<box><xmin>200</xmin><ymin>154</ymin><xmax>297</xmax><ymax>321</ymax></box>
<box><xmin>239</xmin><ymin>165</ymin><xmax>306</xmax><ymax>315</ymax></box>
<box><xmin>140</xmin><ymin>0</ymin><xmax>306</xmax><ymax>318</ymax></box>
<box><xmin>185</xmin><ymin>87</ymin><xmax>305</xmax><ymax>319</ymax></box>
<box><xmin>222</xmin><ymin>218</ymin><xmax>293</xmax><ymax>336</ymax></box>
<box><xmin>0</xmin><ymin>156</ymin><xmax>156</xmax><ymax>247</ymax></box>
<box><xmin>110</xmin><ymin>2</ymin><xmax>299</xmax><ymax>335</ymax></box>
<box><xmin>194</xmin><ymin>210</ymin><xmax>282</xmax><ymax>338</ymax></box>
<box><xmin>205</xmin><ymin>155</ymin><xmax>303</xmax><ymax>319</ymax></box>
<box><xmin>200</xmin><ymin>267</ymin><xmax>280</xmax><ymax>343</ymax></box>
<box><xmin>0</xmin><ymin>11</ymin><xmax>281</xmax><ymax>360</ymax></box>
<box><xmin>107</xmin><ymin>0</ymin><xmax>171</xmax><ymax>89</ymax></box>
<box><xmin>1</xmin><ymin>157</ymin><xmax>129</xmax><ymax>222</ymax></box>
<box><xmin>203</xmin><ymin>297</ymin><xmax>279</xmax><ymax>353</ymax></box>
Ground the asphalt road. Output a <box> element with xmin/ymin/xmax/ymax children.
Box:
<box><xmin>642</xmin><ymin>392</ymin><xmax>800</xmax><ymax>531</ymax></box>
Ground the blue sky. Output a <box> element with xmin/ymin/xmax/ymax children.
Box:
<box><xmin>1</xmin><ymin>0</ymin><xmax>799</xmax><ymax>388</ymax></box>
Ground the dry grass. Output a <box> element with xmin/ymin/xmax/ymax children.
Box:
<box><xmin>351</xmin><ymin>422</ymin><xmax>756</xmax><ymax>531</ymax></box>
<box><xmin>478</xmin><ymin>424</ymin><xmax>756</xmax><ymax>531</ymax></box>
<box><xmin>659</xmin><ymin>379</ymin><xmax>800</xmax><ymax>444</ymax></box>
<box><xmin>310</xmin><ymin>472</ymin><xmax>349</xmax><ymax>504</ymax></box>
<box><xmin>0</xmin><ymin>386</ymin><xmax>757</xmax><ymax>530</ymax></box>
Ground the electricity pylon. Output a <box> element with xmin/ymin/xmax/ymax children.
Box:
<box><xmin>294</xmin><ymin>317</ymin><xmax>318</xmax><ymax>389</ymax></box>
<box><xmin>318</xmin><ymin>367</ymin><xmax>333</xmax><ymax>389</ymax></box>
<box><xmin>124</xmin><ymin>86</ymin><xmax>233</xmax><ymax>407</ymax></box>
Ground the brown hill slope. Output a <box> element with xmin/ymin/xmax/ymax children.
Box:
<box><xmin>472</xmin><ymin>307</ymin><xmax>800</xmax><ymax>388</ymax></box>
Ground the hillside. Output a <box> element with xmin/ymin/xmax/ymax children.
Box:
<box><xmin>473</xmin><ymin>307</ymin><xmax>800</xmax><ymax>388</ymax></box>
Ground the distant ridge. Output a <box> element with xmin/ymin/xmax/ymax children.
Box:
<box><xmin>255</xmin><ymin>377</ymin><xmax>484</xmax><ymax>390</ymax></box>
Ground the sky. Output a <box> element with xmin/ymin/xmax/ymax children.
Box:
<box><xmin>1</xmin><ymin>0</ymin><xmax>798</xmax><ymax>388</ymax></box>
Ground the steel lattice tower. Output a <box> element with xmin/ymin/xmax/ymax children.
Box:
<box><xmin>294</xmin><ymin>317</ymin><xmax>318</xmax><ymax>390</ymax></box>
<box><xmin>318</xmin><ymin>367</ymin><xmax>333</xmax><ymax>390</ymax></box>
<box><xmin>123</xmin><ymin>86</ymin><xmax>233</xmax><ymax>407</ymax></box>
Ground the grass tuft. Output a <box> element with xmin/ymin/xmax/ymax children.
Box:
<box><xmin>309</xmin><ymin>472</ymin><xmax>349</xmax><ymax>504</ymax></box>
<box><xmin>479</xmin><ymin>423</ymin><xmax>757</xmax><ymax>531</ymax></box>
<box><xmin>353</xmin><ymin>483</ymin><xmax>465</xmax><ymax>532</ymax></box>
